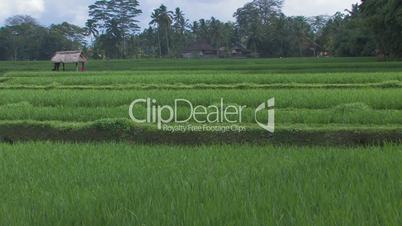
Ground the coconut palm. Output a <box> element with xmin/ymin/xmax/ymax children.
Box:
<box><xmin>173</xmin><ymin>8</ymin><xmax>187</xmax><ymax>35</ymax></box>
<box><xmin>149</xmin><ymin>4</ymin><xmax>173</xmax><ymax>56</ymax></box>
<box><xmin>149</xmin><ymin>9</ymin><xmax>162</xmax><ymax>57</ymax></box>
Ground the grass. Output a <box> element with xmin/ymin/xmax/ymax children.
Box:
<box><xmin>0</xmin><ymin>88</ymin><xmax>400</xmax><ymax>109</ymax></box>
<box><xmin>0</xmin><ymin>120</ymin><xmax>400</xmax><ymax>145</ymax></box>
<box><xmin>4</xmin><ymin>71</ymin><xmax>402</xmax><ymax>84</ymax></box>
<box><xmin>0</xmin><ymin>58</ymin><xmax>401</xmax><ymax>142</ymax></box>
<box><xmin>0</xmin><ymin>104</ymin><xmax>401</xmax><ymax>125</ymax></box>
<box><xmin>1</xmin><ymin>57</ymin><xmax>402</xmax><ymax>74</ymax></box>
<box><xmin>0</xmin><ymin>58</ymin><xmax>401</xmax><ymax>225</ymax></box>
<box><xmin>0</xmin><ymin>143</ymin><xmax>401</xmax><ymax>226</ymax></box>
<box><xmin>0</xmin><ymin>87</ymin><xmax>400</xmax><ymax>132</ymax></box>
<box><xmin>1</xmin><ymin>72</ymin><xmax>402</xmax><ymax>92</ymax></box>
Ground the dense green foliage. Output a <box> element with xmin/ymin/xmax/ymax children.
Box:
<box><xmin>89</xmin><ymin>0</ymin><xmax>402</xmax><ymax>58</ymax></box>
<box><xmin>0</xmin><ymin>16</ymin><xmax>86</xmax><ymax>60</ymax></box>
<box><xmin>87</xmin><ymin>0</ymin><xmax>142</xmax><ymax>58</ymax></box>
<box><xmin>360</xmin><ymin>0</ymin><xmax>402</xmax><ymax>57</ymax></box>
<box><xmin>1</xmin><ymin>0</ymin><xmax>402</xmax><ymax>59</ymax></box>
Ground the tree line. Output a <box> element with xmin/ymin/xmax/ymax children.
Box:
<box><xmin>0</xmin><ymin>0</ymin><xmax>401</xmax><ymax>60</ymax></box>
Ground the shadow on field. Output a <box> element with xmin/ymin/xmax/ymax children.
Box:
<box><xmin>0</xmin><ymin>120</ymin><xmax>400</xmax><ymax>146</ymax></box>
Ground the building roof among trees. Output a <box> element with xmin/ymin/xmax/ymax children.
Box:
<box><xmin>51</xmin><ymin>51</ymin><xmax>87</xmax><ymax>63</ymax></box>
<box><xmin>183</xmin><ymin>41</ymin><xmax>216</xmax><ymax>52</ymax></box>
<box><xmin>232</xmin><ymin>44</ymin><xmax>251</xmax><ymax>53</ymax></box>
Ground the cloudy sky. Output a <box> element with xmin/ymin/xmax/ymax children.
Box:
<box><xmin>0</xmin><ymin>0</ymin><xmax>359</xmax><ymax>28</ymax></box>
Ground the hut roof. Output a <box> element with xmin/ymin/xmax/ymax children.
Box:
<box><xmin>51</xmin><ymin>51</ymin><xmax>87</xmax><ymax>63</ymax></box>
<box><xmin>183</xmin><ymin>41</ymin><xmax>216</xmax><ymax>52</ymax></box>
<box><xmin>232</xmin><ymin>44</ymin><xmax>250</xmax><ymax>53</ymax></box>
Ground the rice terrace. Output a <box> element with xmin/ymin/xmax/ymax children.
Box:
<box><xmin>0</xmin><ymin>58</ymin><xmax>401</xmax><ymax>225</ymax></box>
<box><xmin>1</xmin><ymin>0</ymin><xmax>402</xmax><ymax>225</ymax></box>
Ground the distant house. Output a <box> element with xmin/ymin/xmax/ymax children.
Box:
<box><xmin>216</xmin><ymin>45</ymin><xmax>253</xmax><ymax>58</ymax></box>
<box><xmin>231</xmin><ymin>45</ymin><xmax>252</xmax><ymax>58</ymax></box>
<box><xmin>218</xmin><ymin>47</ymin><xmax>228</xmax><ymax>58</ymax></box>
<box><xmin>182</xmin><ymin>41</ymin><xmax>218</xmax><ymax>58</ymax></box>
<box><xmin>51</xmin><ymin>51</ymin><xmax>88</xmax><ymax>71</ymax></box>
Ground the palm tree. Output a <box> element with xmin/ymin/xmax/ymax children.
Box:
<box><xmin>85</xmin><ymin>19</ymin><xmax>99</xmax><ymax>45</ymax></box>
<box><xmin>172</xmin><ymin>8</ymin><xmax>188</xmax><ymax>55</ymax></box>
<box><xmin>345</xmin><ymin>3</ymin><xmax>360</xmax><ymax>18</ymax></box>
<box><xmin>173</xmin><ymin>8</ymin><xmax>187</xmax><ymax>35</ymax></box>
<box><xmin>209</xmin><ymin>17</ymin><xmax>222</xmax><ymax>49</ymax></box>
<box><xmin>149</xmin><ymin>9</ymin><xmax>162</xmax><ymax>57</ymax></box>
<box><xmin>149</xmin><ymin>5</ymin><xmax>173</xmax><ymax>56</ymax></box>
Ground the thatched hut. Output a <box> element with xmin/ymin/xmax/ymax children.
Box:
<box><xmin>182</xmin><ymin>41</ymin><xmax>217</xmax><ymax>58</ymax></box>
<box><xmin>51</xmin><ymin>51</ymin><xmax>88</xmax><ymax>71</ymax></box>
<box><xmin>231</xmin><ymin>45</ymin><xmax>252</xmax><ymax>58</ymax></box>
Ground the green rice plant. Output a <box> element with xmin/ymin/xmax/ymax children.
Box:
<box><xmin>0</xmin><ymin>104</ymin><xmax>401</xmax><ymax>126</ymax></box>
<box><xmin>3</xmin><ymin>72</ymin><xmax>402</xmax><ymax>86</ymax></box>
<box><xmin>0</xmin><ymin>143</ymin><xmax>400</xmax><ymax>225</ymax></box>
<box><xmin>0</xmin><ymin>88</ymin><xmax>400</xmax><ymax>109</ymax></box>
<box><xmin>3</xmin><ymin>58</ymin><xmax>402</xmax><ymax>75</ymax></box>
<box><xmin>0</xmin><ymin>57</ymin><xmax>401</xmax><ymax>226</ymax></box>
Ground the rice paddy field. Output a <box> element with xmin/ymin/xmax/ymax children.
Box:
<box><xmin>0</xmin><ymin>57</ymin><xmax>401</xmax><ymax>225</ymax></box>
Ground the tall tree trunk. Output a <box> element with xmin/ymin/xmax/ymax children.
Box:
<box><xmin>157</xmin><ymin>28</ymin><xmax>162</xmax><ymax>58</ymax></box>
<box><xmin>122</xmin><ymin>34</ymin><xmax>126</xmax><ymax>58</ymax></box>
<box><xmin>14</xmin><ymin>48</ymin><xmax>17</xmax><ymax>61</ymax></box>
<box><xmin>13</xmin><ymin>36</ymin><xmax>17</xmax><ymax>61</ymax></box>
<box><xmin>165</xmin><ymin>26</ymin><xmax>169</xmax><ymax>56</ymax></box>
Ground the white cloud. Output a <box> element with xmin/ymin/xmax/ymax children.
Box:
<box><xmin>39</xmin><ymin>1</ymin><xmax>89</xmax><ymax>25</ymax></box>
<box><xmin>0</xmin><ymin>0</ymin><xmax>45</xmax><ymax>23</ymax></box>
<box><xmin>139</xmin><ymin>0</ymin><xmax>358</xmax><ymax>28</ymax></box>
<box><xmin>283</xmin><ymin>0</ymin><xmax>359</xmax><ymax>16</ymax></box>
<box><xmin>0</xmin><ymin>0</ymin><xmax>359</xmax><ymax>27</ymax></box>
<box><xmin>138</xmin><ymin>0</ymin><xmax>247</xmax><ymax>27</ymax></box>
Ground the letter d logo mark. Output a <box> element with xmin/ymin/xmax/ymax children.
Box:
<box><xmin>255</xmin><ymin>98</ymin><xmax>275</xmax><ymax>133</ymax></box>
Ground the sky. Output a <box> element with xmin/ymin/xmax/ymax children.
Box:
<box><xmin>0</xmin><ymin>0</ymin><xmax>359</xmax><ymax>28</ymax></box>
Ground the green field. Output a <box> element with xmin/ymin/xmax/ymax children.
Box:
<box><xmin>0</xmin><ymin>143</ymin><xmax>401</xmax><ymax>225</ymax></box>
<box><xmin>0</xmin><ymin>58</ymin><xmax>401</xmax><ymax>225</ymax></box>
<box><xmin>0</xmin><ymin>58</ymin><xmax>401</xmax><ymax>144</ymax></box>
